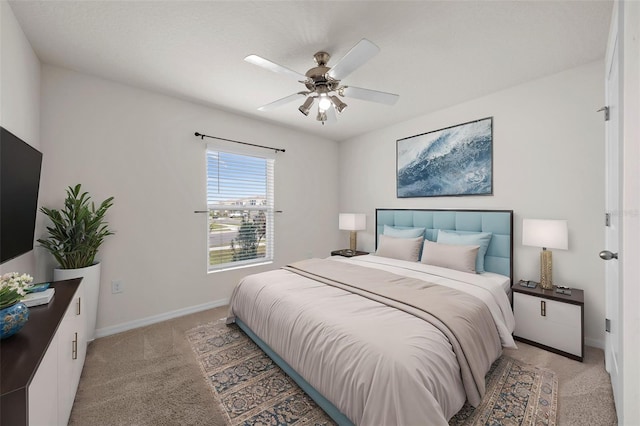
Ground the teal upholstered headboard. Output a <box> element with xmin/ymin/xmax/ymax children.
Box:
<box><xmin>376</xmin><ymin>209</ymin><xmax>513</xmax><ymax>282</ymax></box>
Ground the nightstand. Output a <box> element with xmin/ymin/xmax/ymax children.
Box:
<box><xmin>331</xmin><ymin>249</ymin><xmax>368</xmax><ymax>258</ymax></box>
<box><xmin>513</xmin><ymin>284</ymin><xmax>584</xmax><ymax>361</ymax></box>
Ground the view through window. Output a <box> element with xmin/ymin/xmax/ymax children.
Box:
<box><xmin>207</xmin><ymin>149</ymin><xmax>274</xmax><ymax>271</ymax></box>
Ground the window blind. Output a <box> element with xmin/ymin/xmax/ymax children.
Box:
<box><xmin>206</xmin><ymin>149</ymin><xmax>274</xmax><ymax>271</ymax></box>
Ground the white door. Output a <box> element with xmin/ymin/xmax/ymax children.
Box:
<box><xmin>602</xmin><ymin>5</ymin><xmax>622</xmax><ymax>420</ymax></box>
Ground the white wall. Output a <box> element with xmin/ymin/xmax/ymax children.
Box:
<box><xmin>339</xmin><ymin>61</ymin><xmax>606</xmax><ymax>347</ymax></box>
<box><xmin>2</xmin><ymin>1</ymin><xmax>608</xmax><ymax>349</ymax></box>
<box><xmin>0</xmin><ymin>1</ymin><xmax>42</xmax><ymax>278</ymax></box>
<box><xmin>39</xmin><ymin>65</ymin><xmax>340</xmax><ymax>335</ymax></box>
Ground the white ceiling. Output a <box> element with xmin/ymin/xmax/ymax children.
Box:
<box><xmin>9</xmin><ymin>0</ymin><xmax>612</xmax><ymax>142</ymax></box>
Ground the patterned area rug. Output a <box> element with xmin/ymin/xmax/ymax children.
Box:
<box><xmin>186</xmin><ymin>321</ymin><xmax>558</xmax><ymax>426</ymax></box>
<box><xmin>449</xmin><ymin>355</ymin><xmax>557</xmax><ymax>426</ymax></box>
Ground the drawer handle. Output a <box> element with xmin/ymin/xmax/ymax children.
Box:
<box><xmin>541</xmin><ymin>300</ymin><xmax>546</xmax><ymax>317</ymax></box>
<box><xmin>77</xmin><ymin>297</ymin><xmax>81</xmax><ymax>316</ymax></box>
<box><xmin>72</xmin><ymin>332</ymin><xmax>78</xmax><ymax>360</ymax></box>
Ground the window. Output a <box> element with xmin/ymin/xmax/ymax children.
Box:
<box><xmin>206</xmin><ymin>148</ymin><xmax>274</xmax><ymax>271</ymax></box>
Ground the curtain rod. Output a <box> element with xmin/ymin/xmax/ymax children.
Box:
<box><xmin>194</xmin><ymin>132</ymin><xmax>285</xmax><ymax>153</ymax></box>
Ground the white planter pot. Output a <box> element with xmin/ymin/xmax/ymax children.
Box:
<box><xmin>54</xmin><ymin>263</ymin><xmax>101</xmax><ymax>342</ymax></box>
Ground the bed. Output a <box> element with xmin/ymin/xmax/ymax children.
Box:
<box><xmin>226</xmin><ymin>209</ymin><xmax>515</xmax><ymax>425</ymax></box>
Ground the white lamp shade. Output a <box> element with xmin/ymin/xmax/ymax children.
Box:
<box><xmin>522</xmin><ymin>219</ymin><xmax>568</xmax><ymax>250</ymax></box>
<box><xmin>339</xmin><ymin>213</ymin><xmax>366</xmax><ymax>231</ymax></box>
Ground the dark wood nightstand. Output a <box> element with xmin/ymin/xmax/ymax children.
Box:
<box><xmin>512</xmin><ymin>284</ymin><xmax>584</xmax><ymax>361</ymax></box>
<box><xmin>331</xmin><ymin>249</ymin><xmax>369</xmax><ymax>258</ymax></box>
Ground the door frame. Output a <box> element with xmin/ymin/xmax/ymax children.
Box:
<box><xmin>619</xmin><ymin>1</ymin><xmax>640</xmax><ymax>424</ymax></box>
<box><xmin>610</xmin><ymin>1</ymin><xmax>640</xmax><ymax>424</ymax></box>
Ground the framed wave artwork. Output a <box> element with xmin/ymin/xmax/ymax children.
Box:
<box><xmin>396</xmin><ymin>117</ymin><xmax>493</xmax><ymax>198</ymax></box>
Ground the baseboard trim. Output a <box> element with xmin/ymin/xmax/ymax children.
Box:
<box><xmin>94</xmin><ymin>298</ymin><xmax>230</xmax><ymax>339</ymax></box>
<box><xmin>93</xmin><ymin>300</ymin><xmax>608</xmax><ymax>350</ymax></box>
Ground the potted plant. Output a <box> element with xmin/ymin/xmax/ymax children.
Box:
<box><xmin>38</xmin><ymin>184</ymin><xmax>114</xmax><ymax>341</ymax></box>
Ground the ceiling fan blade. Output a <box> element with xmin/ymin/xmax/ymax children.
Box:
<box><xmin>245</xmin><ymin>54</ymin><xmax>308</xmax><ymax>81</ymax></box>
<box><xmin>327</xmin><ymin>39</ymin><xmax>379</xmax><ymax>81</ymax></box>
<box><xmin>258</xmin><ymin>93</ymin><xmax>306</xmax><ymax>111</ymax></box>
<box><xmin>342</xmin><ymin>86</ymin><xmax>399</xmax><ymax>105</ymax></box>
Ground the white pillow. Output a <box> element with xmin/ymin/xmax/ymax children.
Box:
<box><xmin>420</xmin><ymin>240</ymin><xmax>480</xmax><ymax>273</ymax></box>
<box><xmin>375</xmin><ymin>235</ymin><xmax>423</xmax><ymax>262</ymax></box>
<box><xmin>383</xmin><ymin>225</ymin><xmax>425</xmax><ymax>238</ymax></box>
<box><xmin>436</xmin><ymin>230</ymin><xmax>492</xmax><ymax>273</ymax></box>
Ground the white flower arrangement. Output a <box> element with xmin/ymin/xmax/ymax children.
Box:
<box><xmin>0</xmin><ymin>272</ymin><xmax>34</xmax><ymax>309</ymax></box>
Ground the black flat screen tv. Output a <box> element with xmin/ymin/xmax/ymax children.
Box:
<box><xmin>1</xmin><ymin>126</ymin><xmax>43</xmax><ymax>264</ymax></box>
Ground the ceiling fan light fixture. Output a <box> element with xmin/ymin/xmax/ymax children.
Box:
<box><xmin>318</xmin><ymin>95</ymin><xmax>332</xmax><ymax>112</ymax></box>
<box><xmin>247</xmin><ymin>38</ymin><xmax>399</xmax><ymax>125</ymax></box>
<box><xmin>330</xmin><ymin>96</ymin><xmax>347</xmax><ymax>113</ymax></box>
<box><xmin>298</xmin><ymin>97</ymin><xmax>314</xmax><ymax>116</ymax></box>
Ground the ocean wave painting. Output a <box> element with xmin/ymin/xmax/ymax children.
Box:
<box><xmin>397</xmin><ymin>117</ymin><xmax>493</xmax><ymax>197</ymax></box>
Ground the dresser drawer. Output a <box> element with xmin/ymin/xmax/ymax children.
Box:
<box><xmin>514</xmin><ymin>291</ymin><xmax>583</xmax><ymax>359</ymax></box>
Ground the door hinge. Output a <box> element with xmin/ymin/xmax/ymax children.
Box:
<box><xmin>597</xmin><ymin>106</ymin><xmax>610</xmax><ymax>121</ymax></box>
<box><xmin>605</xmin><ymin>318</ymin><xmax>611</xmax><ymax>333</ymax></box>
<box><xmin>605</xmin><ymin>212</ymin><xmax>611</xmax><ymax>227</ymax></box>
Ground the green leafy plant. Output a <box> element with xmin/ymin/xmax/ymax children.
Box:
<box><xmin>37</xmin><ymin>184</ymin><xmax>115</xmax><ymax>269</ymax></box>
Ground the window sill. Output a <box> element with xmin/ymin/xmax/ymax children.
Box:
<box><xmin>208</xmin><ymin>260</ymin><xmax>273</xmax><ymax>274</ymax></box>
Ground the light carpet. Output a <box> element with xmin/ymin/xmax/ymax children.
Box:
<box><xmin>186</xmin><ymin>321</ymin><xmax>558</xmax><ymax>426</ymax></box>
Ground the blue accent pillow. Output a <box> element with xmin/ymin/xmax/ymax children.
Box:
<box><xmin>436</xmin><ymin>230</ymin><xmax>492</xmax><ymax>273</ymax></box>
<box><xmin>383</xmin><ymin>225</ymin><xmax>425</xmax><ymax>238</ymax></box>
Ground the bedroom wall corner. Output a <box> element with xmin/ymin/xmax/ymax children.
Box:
<box><xmin>0</xmin><ymin>1</ymin><xmax>43</xmax><ymax>279</ymax></box>
<box><xmin>39</xmin><ymin>65</ymin><xmax>341</xmax><ymax>334</ymax></box>
<box><xmin>338</xmin><ymin>60</ymin><xmax>606</xmax><ymax>348</ymax></box>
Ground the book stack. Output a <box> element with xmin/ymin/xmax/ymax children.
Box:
<box><xmin>22</xmin><ymin>288</ymin><xmax>55</xmax><ymax>307</ymax></box>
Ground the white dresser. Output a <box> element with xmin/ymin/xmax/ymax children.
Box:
<box><xmin>1</xmin><ymin>279</ymin><xmax>87</xmax><ymax>425</ymax></box>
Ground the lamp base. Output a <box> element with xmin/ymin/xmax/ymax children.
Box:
<box><xmin>349</xmin><ymin>231</ymin><xmax>357</xmax><ymax>252</ymax></box>
<box><xmin>540</xmin><ymin>249</ymin><xmax>553</xmax><ymax>289</ymax></box>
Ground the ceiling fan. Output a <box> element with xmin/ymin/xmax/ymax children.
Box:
<box><xmin>245</xmin><ymin>39</ymin><xmax>399</xmax><ymax>124</ymax></box>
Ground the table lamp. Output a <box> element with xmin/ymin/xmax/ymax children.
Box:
<box><xmin>522</xmin><ymin>219</ymin><xmax>568</xmax><ymax>289</ymax></box>
<box><xmin>339</xmin><ymin>213</ymin><xmax>366</xmax><ymax>253</ymax></box>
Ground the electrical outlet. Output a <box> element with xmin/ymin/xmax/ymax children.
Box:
<box><xmin>111</xmin><ymin>280</ymin><xmax>124</xmax><ymax>294</ymax></box>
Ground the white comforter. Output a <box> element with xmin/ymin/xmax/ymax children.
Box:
<box><xmin>227</xmin><ymin>255</ymin><xmax>516</xmax><ymax>426</ymax></box>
